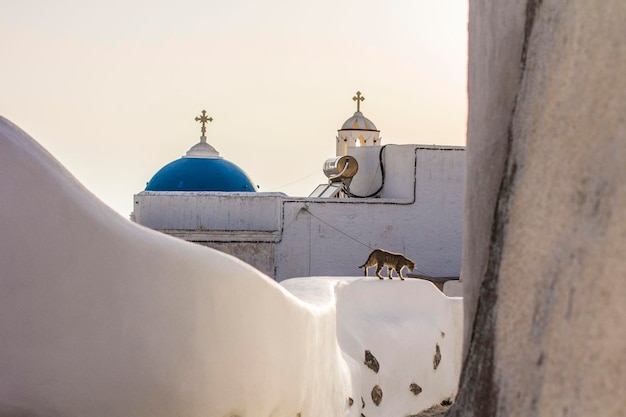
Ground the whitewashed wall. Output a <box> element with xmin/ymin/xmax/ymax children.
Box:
<box><xmin>133</xmin><ymin>192</ymin><xmax>285</xmax><ymax>231</ymax></box>
<box><xmin>133</xmin><ymin>145</ymin><xmax>466</xmax><ymax>281</ymax></box>
<box><xmin>278</xmin><ymin>146</ymin><xmax>465</xmax><ymax>280</ymax></box>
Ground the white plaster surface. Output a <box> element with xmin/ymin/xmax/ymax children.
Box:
<box><xmin>282</xmin><ymin>277</ymin><xmax>463</xmax><ymax>417</ymax></box>
<box><xmin>134</xmin><ymin>191</ymin><xmax>285</xmax><ymax>231</ymax></box>
<box><xmin>0</xmin><ymin>116</ymin><xmax>463</xmax><ymax>416</ymax></box>
<box><xmin>443</xmin><ymin>281</ymin><xmax>463</xmax><ymax>298</ymax></box>
<box><xmin>277</xmin><ymin>146</ymin><xmax>465</xmax><ymax>281</ymax></box>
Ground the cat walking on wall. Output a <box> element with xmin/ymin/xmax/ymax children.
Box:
<box><xmin>359</xmin><ymin>248</ymin><xmax>416</xmax><ymax>280</ymax></box>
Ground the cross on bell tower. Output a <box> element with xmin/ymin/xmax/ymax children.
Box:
<box><xmin>352</xmin><ymin>91</ymin><xmax>365</xmax><ymax>112</ymax></box>
<box><xmin>195</xmin><ymin>110</ymin><xmax>213</xmax><ymax>143</ymax></box>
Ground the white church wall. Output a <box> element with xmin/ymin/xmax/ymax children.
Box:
<box><xmin>347</xmin><ymin>145</ymin><xmax>464</xmax><ymax>201</ymax></box>
<box><xmin>195</xmin><ymin>241</ymin><xmax>277</xmax><ymax>277</ymax></box>
<box><xmin>346</xmin><ymin>145</ymin><xmax>416</xmax><ymax>199</ymax></box>
<box><xmin>276</xmin><ymin>146</ymin><xmax>465</xmax><ymax>281</ymax></box>
<box><xmin>132</xmin><ymin>146</ymin><xmax>465</xmax><ymax>283</ymax></box>
<box><xmin>134</xmin><ymin>191</ymin><xmax>285</xmax><ymax>231</ymax></box>
<box><xmin>345</xmin><ymin>146</ymin><xmax>385</xmax><ymax>198</ymax></box>
<box><xmin>413</xmin><ymin>146</ymin><xmax>466</xmax><ymax>275</ymax></box>
<box><xmin>379</xmin><ymin>145</ymin><xmax>420</xmax><ymax>199</ymax></box>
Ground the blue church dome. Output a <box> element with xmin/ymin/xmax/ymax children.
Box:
<box><xmin>145</xmin><ymin>112</ymin><xmax>257</xmax><ymax>192</ymax></box>
<box><xmin>145</xmin><ymin>157</ymin><xmax>257</xmax><ymax>192</ymax></box>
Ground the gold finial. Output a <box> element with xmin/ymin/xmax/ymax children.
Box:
<box><xmin>352</xmin><ymin>91</ymin><xmax>365</xmax><ymax>112</ymax></box>
<box><xmin>195</xmin><ymin>110</ymin><xmax>213</xmax><ymax>137</ymax></box>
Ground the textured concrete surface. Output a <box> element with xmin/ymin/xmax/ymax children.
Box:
<box><xmin>459</xmin><ymin>0</ymin><xmax>527</xmax><ymax>362</ymax></box>
<box><xmin>410</xmin><ymin>403</ymin><xmax>450</xmax><ymax>417</ymax></box>
<box><xmin>452</xmin><ymin>0</ymin><xmax>625</xmax><ymax>416</ymax></box>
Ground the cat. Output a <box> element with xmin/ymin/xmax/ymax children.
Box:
<box><xmin>358</xmin><ymin>248</ymin><xmax>416</xmax><ymax>280</ymax></box>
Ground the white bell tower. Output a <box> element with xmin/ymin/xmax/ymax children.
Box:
<box><xmin>336</xmin><ymin>91</ymin><xmax>381</xmax><ymax>156</ymax></box>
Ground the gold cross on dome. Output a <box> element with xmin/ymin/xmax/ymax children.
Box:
<box><xmin>195</xmin><ymin>110</ymin><xmax>213</xmax><ymax>136</ymax></box>
<box><xmin>352</xmin><ymin>91</ymin><xmax>365</xmax><ymax>112</ymax></box>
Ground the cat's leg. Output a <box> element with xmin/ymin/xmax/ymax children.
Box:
<box><xmin>388</xmin><ymin>266</ymin><xmax>394</xmax><ymax>280</ymax></box>
<box><xmin>376</xmin><ymin>264</ymin><xmax>384</xmax><ymax>280</ymax></box>
<box><xmin>398</xmin><ymin>267</ymin><xmax>405</xmax><ymax>280</ymax></box>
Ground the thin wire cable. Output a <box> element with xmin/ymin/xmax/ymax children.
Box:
<box><xmin>266</xmin><ymin>170</ymin><xmax>322</xmax><ymax>192</ymax></box>
<box><xmin>302</xmin><ymin>207</ymin><xmax>372</xmax><ymax>250</ymax></box>
<box><xmin>301</xmin><ymin>207</ymin><xmax>433</xmax><ymax>277</ymax></box>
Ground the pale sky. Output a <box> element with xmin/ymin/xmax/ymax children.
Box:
<box><xmin>0</xmin><ymin>0</ymin><xmax>468</xmax><ymax>218</ymax></box>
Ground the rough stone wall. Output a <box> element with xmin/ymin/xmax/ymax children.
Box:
<box><xmin>452</xmin><ymin>1</ymin><xmax>626</xmax><ymax>416</ymax></box>
<box><xmin>196</xmin><ymin>241</ymin><xmax>276</xmax><ymax>277</ymax></box>
<box><xmin>459</xmin><ymin>0</ymin><xmax>527</xmax><ymax>362</ymax></box>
